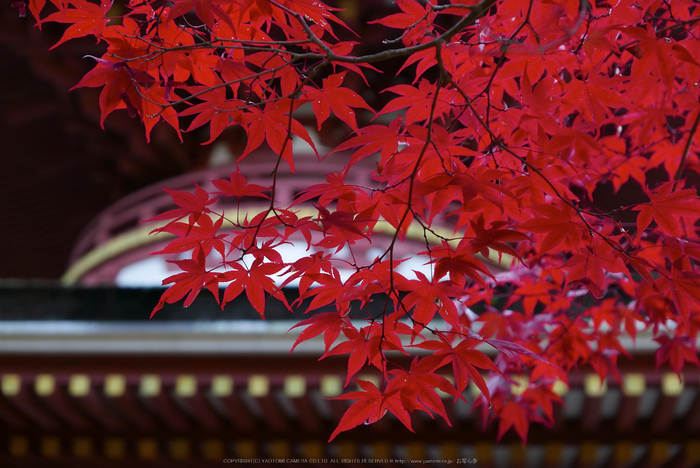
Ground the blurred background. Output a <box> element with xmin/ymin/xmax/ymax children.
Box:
<box><xmin>1</xmin><ymin>1</ymin><xmax>699</xmax><ymax>467</ymax></box>
<box><xmin>0</xmin><ymin>0</ymin><xmax>398</xmax><ymax>282</ymax></box>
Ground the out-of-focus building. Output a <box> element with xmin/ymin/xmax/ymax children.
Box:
<box><xmin>1</xmin><ymin>141</ymin><xmax>699</xmax><ymax>467</ymax></box>
<box><xmin>1</xmin><ymin>1</ymin><xmax>700</xmax><ymax>467</ymax></box>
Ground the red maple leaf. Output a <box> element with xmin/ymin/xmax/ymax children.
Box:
<box><xmin>370</xmin><ymin>0</ymin><xmax>434</xmax><ymax>45</ymax></box>
<box><xmin>389</xmin><ymin>356</ymin><xmax>458</xmax><ymax>423</ymax></box>
<box><xmin>166</xmin><ymin>0</ymin><xmax>235</xmax><ymax>31</ymax></box>
<box><xmin>333</xmin><ymin>118</ymin><xmax>403</xmax><ymax>169</ymax></box>
<box><xmin>147</xmin><ymin>184</ymin><xmax>217</xmax><ymax>230</ymax></box>
<box><xmin>288</xmin><ymin>311</ymin><xmax>355</xmax><ymax>353</ymax></box>
<box><xmin>654</xmin><ymin>260</ymin><xmax>700</xmax><ymax>324</ymax></box>
<box><xmin>297</xmin><ymin>270</ymin><xmax>357</xmax><ymax>313</ymax></box>
<box><xmin>71</xmin><ymin>59</ymin><xmax>146</xmax><ymax>128</ymax></box>
<box><xmin>633</xmin><ymin>182</ymin><xmax>700</xmax><ymax>239</ymax></box>
<box><xmin>179</xmin><ymin>86</ymin><xmax>244</xmax><ymax>144</ymax></box>
<box><xmin>211</xmin><ymin>168</ymin><xmax>270</xmax><ymax>199</ymax></box>
<box><xmin>624</xmin><ymin>24</ymin><xmax>699</xmax><ymax>89</ymax></box>
<box><xmin>314</xmin><ymin>204</ymin><xmax>371</xmax><ymax>241</ymax></box>
<box><xmin>151</xmin><ymin>249</ymin><xmax>220</xmax><ymax>317</ymax></box>
<box><xmin>380</xmin><ymin>79</ymin><xmax>454</xmax><ymax>124</ymax></box>
<box><xmin>655</xmin><ymin>336</ymin><xmax>700</xmax><ymax>376</ymax></box>
<box><xmin>415</xmin><ymin>338</ymin><xmax>499</xmax><ymax>399</ymax></box>
<box><xmin>280</xmin><ymin>252</ymin><xmax>333</xmax><ymax>295</ymax></box>
<box><xmin>485</xmin><ymin>339</ymin><xmax>550</xmax><ymax>365</ymax></box>
<box><xmin>519</xmin><ymin>204</ymin><xmax>584</xmax><ymax>254</ymax></box>
<box><xmin>547</xmin><ymin>319</ymin><xmax>592</xmax><ymax>370</ymax></box>
<box><xmin>140</xmin><ymin>84</ymin><xmax>183</xmax><ymax>143</ymax></box>
<box><xmin>26</xmin><ymin>0</ymin><xmax>45</xmax><ymax>23</ymax></box>
<box><xmin>44</xmin><ymin>0</ymin><xmax>112</xmax><ymax>49</ymax></box>
<box><xmin>565</xmin><ymin>238</ymin><xmax>629</xmax><ymax>298</ymax></box>
<box><xmin>326</xmin><ymin>320</ymin><xmax>407</xmax><ymax>386</ymax></box>
<box><xmin>151</xmin><ymin>215</ymin><xmax>227</xmax><ymax>259</ymax></box>
<box><xmin>282</xmin><ymin>0</ymin><xmax>349</xmax><ymax>34</ymax></box>
<box><xmin>469</xmin><ymin>214</ymin><xmax>530</xmax><ymax>262</ymax></box>
<box><xmin>218</xmin><ymin>259</ymin><xmax>287</xmax><ymax>317</ymax></box>
<box><xmin>559</xmin><ymin>66</ymin><xmax>630</xmax><ymax>129</ymax></box>
<box><xmin>292</xmin><ymin>173</ymin><xmax>361</xmax><ymax>208</ymax></box>
<box><xmin>328</xmin><ymin>379</ymin><xmax>412</xmax><ymax>441</ymax></box>
<box><xmin>402</xmin><ymin>272</ymin><xmax>466</xmax><ymax>329</ymax></box>
<box><xmin>430</xmin><ymin>241</ymin><xmax>495</xmax><ymax>289</ymax></box>
<box><xmin>303</xmin><ymin>72</ymin><xmax>373</xmax><ymax>131</ymax></box>
<box><xmin>497</xmin><ymin>400</ymin><xmax>530</xmax><ymax>442</ymax></box>
<box><xmin>325</xmin><ymin>327</ymin><xmax>386</xmax><ymax>386</ymax></box>
<box><xmin>240</xmin><ymin>100</ymin><xmax>317</xmax><ymax>171</ymax></box>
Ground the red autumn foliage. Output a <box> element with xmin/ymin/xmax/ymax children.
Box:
<box><xmin>24</xmin><ymin>0</ymin><xmax>700</xmax><ymax>442</ymax></box>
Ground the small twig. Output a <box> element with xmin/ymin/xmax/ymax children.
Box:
<box><xmin>675</xmin><ymin>105</ymin><xmax>700</xmax><ymax>181</ymax></box>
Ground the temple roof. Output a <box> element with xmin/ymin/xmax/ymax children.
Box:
<box><xmin>0</xmin><ymin>283</ymin><xmax>698</xmax><ymax>467</ymax></box>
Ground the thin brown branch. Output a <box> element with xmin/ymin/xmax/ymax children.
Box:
<box><xmin>675</xmin><ymin>105</ymin><xmax>700</xmax><ymax>181</ymax></box>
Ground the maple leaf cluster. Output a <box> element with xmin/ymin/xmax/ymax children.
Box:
<box><xmin>27</xmin><ymin>0</ymin><xmax>700</xmax><ymax>442</ymax></box>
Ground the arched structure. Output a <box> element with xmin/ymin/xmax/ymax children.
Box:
<box><xmin>62</xmin><ymin>150</ymin><xmax>510</xmax><ymax>288</ymax></box>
